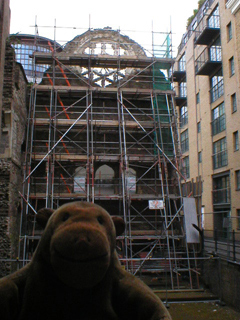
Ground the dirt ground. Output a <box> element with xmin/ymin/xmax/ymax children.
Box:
<box><xmin>168</xmin><ymin>302</ymin><xmax>240</xmax><ymax>320</ymax></box>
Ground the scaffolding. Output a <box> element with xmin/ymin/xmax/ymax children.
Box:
<box><xmin>19</xmin><ymin>26</ymin><xmax>200</xmax><ymax>290</ymax></box>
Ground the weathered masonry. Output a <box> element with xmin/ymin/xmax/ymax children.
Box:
<box><xmin>16</xmin><ymin>28</ymin><xmax>201</xmax><ymax>290</ymax></box>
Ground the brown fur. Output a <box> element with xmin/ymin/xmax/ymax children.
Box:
<box><xmin>0</xmin><ymin>201</ymin><xmax>172</xmax><ymax>320</ymax></box>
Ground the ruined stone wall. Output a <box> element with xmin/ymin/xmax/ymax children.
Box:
<box><xmin>0</xmin><ymin>159</ymin><xmax>11</xmax><ymax>276</ymax></box>
<box><xmin>0</xmin><ymin>0</ymin><xmax>10</xmax><ymax>137</ymax></box>
<box><xmin>0</xmin><ymin>44</ymin><xmax>27</xmax><ymax>277</ymax></box>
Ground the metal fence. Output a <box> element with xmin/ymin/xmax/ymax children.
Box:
<box><xmin>203</xmin><ymin>228</ymin><xmax>240</xmax><ymax>263</ymax></box>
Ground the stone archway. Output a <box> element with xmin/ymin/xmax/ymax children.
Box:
<box><xmin>95</xmin><ymin>164</ymin><xmax>115</xmax><ymax>195</ymax></box>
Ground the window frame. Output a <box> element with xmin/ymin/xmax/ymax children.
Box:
<box><xmin>227</xmin><ymin>22</ymin><xmax>232</xmax><ymax>42</ymax></box>
<box><xmin>181</xmin><ymin>129</ymin><xmax>189</xmax><ymax>154</ymax></box>
<box><xmin>208</xmin><ymin>5</ymin><xmax>220</xmax><ymax>28</ymax></box>
<box><xmin>233</xmin><ymin>131</ymin><xmax>239</xmax><ymax>151</ymax></box>
<box><xmin>212</xmin><ymin>102</ymin><xmax>226</xmax><ymax>136</ymax></box>
<box><xmin>210</xmin><ymin>70</ymin><xmax>224</xmax><ymax>103</ymax></box>
<box><xmin>180</xmin><ymin>106</ymin><xmax>188</xmax><ymax>128</ymax></box>
<box><xmin>229</xmin><ymin>56</ymin><xmax>235</xmax><ymax>77</ymax></box>
<box><xmin>197</xmin><ymin>122</ymin><xmax>201</xmax><ymax>133</ymax></box>
<box><xmin>179</xmin><ymin>81</ymin><xmax>187</xmax><ymax>98</ymax></box>
<box><xmin>179</xmin><ymin>53</ymin><xmax>186</xmax><ymax>72</ymax></box>
<box><xmin>196</xmin><ymin>92</ymin><xmax>200</xmax><ymax>104</ymax></box>
<box><xmin>236</xmin><ymin>170</ymin><xmax>240</xmax><ymax>190</ymax></box>
<box><xmin>198</xmin><ymin>151</ymin><xmax>202</xmax><ymax>163</ymax></box>
<box><xmin>212</xmin><ymin>173</ymin><xmax>230</xmax><ymax>204</ymax></box>
<box><xmin>231</xmin><ymin>93</ymin><xmax>237</xmax><ymax>113</ymax></box>
<box><xmin>237</xmin><ymin>209</ymin><xmax>240</xmax><ymax>230</ymax></box>
<box><xmin>182</xmin><ymin>156</ymin><xmax>190</xmax><ymax>179</ymax></box>
<box><xmin>213</xmin><ymin>137</ymin><xmax>228</xmax><ymax>169</ymax></box>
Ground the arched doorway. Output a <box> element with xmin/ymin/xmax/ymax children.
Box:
<box><xmin>95</xmin><ymin>165</ymin><xmax>115</xmax><ymax>195</ymax></box>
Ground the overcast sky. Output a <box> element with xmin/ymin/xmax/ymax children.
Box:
<box><xmin>9</xmin><ymin>0</ymin><xmax>199</xmax><ymax>55</ymax></box>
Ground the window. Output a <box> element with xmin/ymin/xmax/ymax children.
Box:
<box><xmin>213</xmin><ymin>137</ymin><xmax>228</xmax><ymax>169</ymax></box>
<box><xmin>196</xmin><ymin>92</ymin><xmax>200</xmax><ymax>104</ymax></box>
<box><xmin>179</xmin><ymin>81</ymin><xmax>187</xmax><ymax>97</ymax></box>
<box><xmin>181</xmin><ymin>130</ymin><xmax>189</xmax><ymax>153</ymax></box>
<box><xmin>198</xmin><ymin>151</ymin><xmax>202</xmax><ymax>163</ymax></box>
<box><xmin>227</xmin><ymin>22</ymin><xmax>232</xmax><ymax>41</ymax></box>
<box><xmin>208</xmin><ymin>5</ymin><xmax>220</xmax><ymax>28</ymax></box>
<box><xmin>233</xmin><ymin>131</ymin><xmax>239</xmax><ymax>151</ymax></box>
<box><xmin>231</xmin><ymin>93</ymin><xmax>237</xmax><ymax>113</ymax></box>
<box><xmin>229</xmin><ymin>56</ymin><xmax>235</xmax><ymax>76</ymax></box>
<box><xmin>197</xmin><ymin>122</ymin><xmax>201</xmax><ymax>133</ymax></box>
<box><xmin>213</xmin><ymin>174</ymin><xmax>230</xmax><ymax>204</ymax></box>
<box><xmin>210</xmin><ymin>70</ymin><xmax>224</xmax><ymax>103</ymax></box>
<box><xmin>180</xmin><ymin>106</ymin><xmax>188</xmax><ymax>127</ymax></box>
<box><xmin>210</xmin><ymin>37</ymin><xmax>222</xmax><ymax>62</ymax></box>
<box><xmin>203</xmin><ymin>3</ymin><xmax>208</xmax><ymax>15</ymax></box>
<box><xmin>192</xmin><ymin>20</ymin><xmax>197</xmax><ymax>31</ymax></box>
<box><xmin>236</xmin><ymin>170</ymin><xmax>240</xmax><ymax>190</ymax></box>
<box><xmin>179</xmin><ymin>54</ymin><xmax>186</xmax><ymax>72</ymax></box>
<box><xmin>212</xmin><ymin>102</ymin><xmax>226</xmax><ymax>135</ymax></box>
<box><xmin>237</xmin><ymin>209</ymin><xmax>240</xmax><ymax>229</ymax></box>
<box><xmin>182</xmin><ymin>156</ymin><xmax>190</xmax><ymax>179</ymax></box>
<box><xmin>12</xmin><ymin>42</ymin><xmax>52</xmax><ymax>81</ymax></box>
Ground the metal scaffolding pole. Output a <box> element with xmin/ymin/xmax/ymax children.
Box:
<box><xmin>15</xmin><ymin>25</ymin><xmax>200</xmax><ymax>291</ymax></box>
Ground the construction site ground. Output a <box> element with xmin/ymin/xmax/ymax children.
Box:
<box><xmin>154</xmin><ymin>290</ymin><xmax>240</xmax><ymax>320</ymax></box>
<box><xmin>166</xmin><ymin>302</ymin><xmax>240</xmax><ymax>320</ymax></box>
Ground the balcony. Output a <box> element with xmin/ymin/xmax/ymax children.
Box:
<box><xmin>195</xmin><ymin>46</ymin><xmax>222</xmax><ymax>76</ymax></box>
<box><xmin>172</xmin><ymin>67</ymin><xmax>186</xmax><ymax>83</ymax></box>
<box><xmin>175</xmin><ymin>83</ymin><xmax>187</xmax><ymax>107</ymax></box>
<box><xmin>195</xmin><ymin>15</ymin><xmax>220</xmax><ymax>46</ymax></box>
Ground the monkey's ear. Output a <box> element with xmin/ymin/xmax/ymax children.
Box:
<box><xmin>36</xmin><ymin>208</ymin><xmax>54</xmax><ymax>228</ymax></box>
<box><xmin>112</xmin><ymin>216</ymin><xmax>125</xmax><ymax>237</ymax></box>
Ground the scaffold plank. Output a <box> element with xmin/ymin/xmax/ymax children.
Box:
<box><xmin>33</xmin><ymin>52</ymin><xmax>174</xmax><ymax>69</ymax></box>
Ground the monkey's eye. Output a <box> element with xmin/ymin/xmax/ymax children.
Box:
<box><xmin>97</xmin><ymin>216</ymin><xmax>104</xmax><ymax>225</ymax></box>
<box><xmin>62</xmin><ymin>213</ymin><xmax>70</xmax><ymax>222</ymax></box>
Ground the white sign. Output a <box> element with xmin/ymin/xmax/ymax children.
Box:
<box><xmin>149</xmin><ymin>200</ymin><xmax>164</xmax><ymax>210</ymax></box>
<box><xmin>74</xmin><ymin>177</ymin><xmax>85</xmax><ymax>193</ymax></box>
<box><xmin>126</xmin><ymin>176</ymin><xmax>136</xmax><ymax>193</ymax></box>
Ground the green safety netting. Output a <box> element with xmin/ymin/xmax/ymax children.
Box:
<box><xmin>152</xmin><ymin>64</ymin><xmax>174</xmax><ymax>157</ymax></box>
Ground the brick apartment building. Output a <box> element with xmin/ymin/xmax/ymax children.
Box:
<box><xmin>174</xmin><ymin>0</ymin><xmax>240</xmax><ymax>236</ymax></box>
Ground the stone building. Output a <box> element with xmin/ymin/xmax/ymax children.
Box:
<box><xmin>17</xmin><ymin>27</ymin><xmax>202</xmax><ymax>290</ymax></box>
<box><xmin>0</xmin><ymin>0</ymin><xmax>28</xmax><ymax>276</ymax></box>
<box><xmin>0</xmin><ymin>6</ymin><xmax>205</xmax><ymax>290</ymax></box>
<box><xmin>174</xmin><ymin>0</ymin><xmax>240</xmax><ymax>236</ymax></box>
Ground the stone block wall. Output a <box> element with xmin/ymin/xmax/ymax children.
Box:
<box><xmin>202</xmin><ymin>258</ymin><xmax>240</xmax><ymax>312</ymax></box>
<box><xmin>0</xmin><ymin>42</ymin><xmax>27</xmax><ymax>277</ymax></box>
<box><xmin>0</xmin><ymin>0</ymin><xmax>10</xmax><ymax>136</ymax></box>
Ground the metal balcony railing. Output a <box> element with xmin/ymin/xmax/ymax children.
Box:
<box><xmin>195</xmin><ymin>46</ymin><xmax>222</xmax><ymax>75</ymax></box>
<box><xmin>195</xmin><ymin>13</ymin><xmax>220</xmax><ymax>44</ymax></box>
